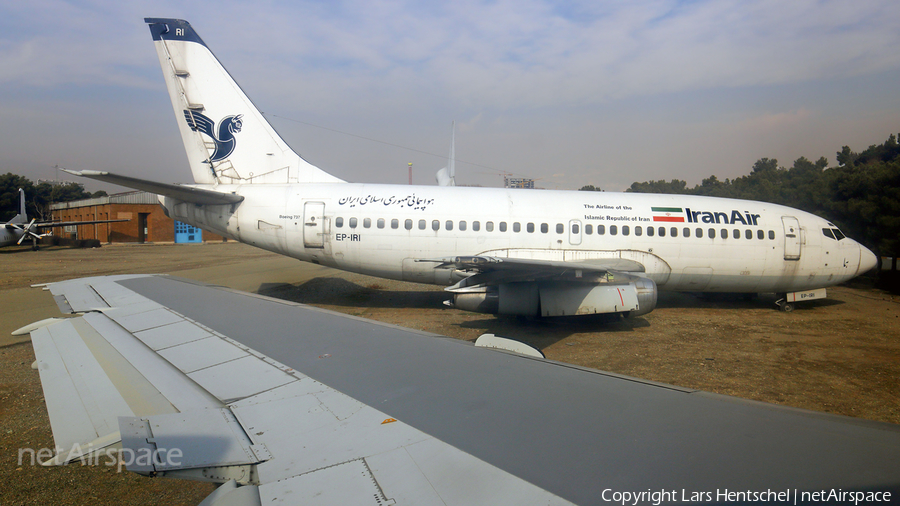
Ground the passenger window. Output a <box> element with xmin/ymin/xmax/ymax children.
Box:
<box><xmin>733</xmin><ymin>229</ymin><xmax>740</xmax><ymax>239</ymax></box>
<box><xmin>445</xmin><ymin>220</ymin><xmax>453</xmax><ymax>231</ymax></box>
<box><xmin>670</xmin><ymin>227</ymin><xmax>678</xmax><ymax>237</ymax></box>
<box><xmin>432</xmin><ymin>220</ymin><xmax>440</xmax><ymax>231</ymax></box>
<box><xmin>541</xmin><ymin>223</ymin><xmax>548</xmax><ymax>233</ymax></box>
<box><xmin>556</xmin><ymin>223</ymin><xmax>564</xmax><ymax>234</ymax></box>
<box><xmin>349</xmin><ymin>218</ymin><xmax>358</xmax><ymax>228</ymax></box>
<box><xmin>572</xmin><ymin>223</ymin><xmax>580</xmax><ymax>234</ymax></box>
<box><xmin>658</xmin><ymin>227</ymin><xmax>665</xmax><ymax>237</ymax></box>
<box><xmin>377</xmin><ymin>218</ymin><xmax>385</xmax><ymax>229</ymax></box>
<box><xmin>709</xmin><ymin>228</ymin><xmax>716</xmax><ymax>239</ymax></box>
<box><xmin>683</xmin><ymin>227</ymin><xmax>690</xmax><ymax>237</ymax></box>
<box><xmin>757</xmin><ymin>229</ymin><xmax>764</xmax><ymax>240</ymax></box>
<box><xmin>598</xmin><ymin>225</ymin><xmax>605</xmax><ymax>235</ymax></box>
<box><xmin>404</xmin><ymin>219</ymin><xmax>412</xmax><ymax>230</ymax></box>
<box><xmin>647</xmin><ymin>226</ymin><xmax>654</xmax><ymax>237</ymax></box>
<box><xmin>418</xmin><ymin>219</ymin><xmax>426</xmax><ymax>230</ymax></box>
<box><xmin>527</xmin><ymin>223</ymin><xmax>535</xmax><ymax>233</ymax></box>
<box><xmin>696</xmin><ymin>228</ymin><xmax>703</xmax><ymax>238</ymax></box>
<box><xmin>721</xmin><ymin>228</ymin><xmax>728</xmax><ymax>239</ymax></box>
<box><xmin>513</xmin><ymin>222</ymin><xmax>521</xmax><ymax>232</ymax></box>
<box><xmin>610</xmin><ymin>225</ymin><xmax>618</xmax><ymax>235</ymax></box>
<box><xmin>486</xmin><ymin>221</ymin><xmax>494</xmax><ymax>232</ymax></box>
<box><xmin>768</xmin><ymin>230</ymin><xmax>775</xmax><ymax>240</ymax></box>
<box><xmin>459</xmin><ymin>221</ymin><xmax>467</xmax><ymax>231</ymax></box>
<box><xmin>500</xmin><ymin>222</ymin><xmax>507</xmax><ymax>232</ymax></box>
<box><xmin>635</xmin><ymin>226</ymin><xmax>642</xmax><ymax>236</ymax></box>
<box><xmin>745</xmin><ymin>229</ymin><xmax>752</xmax><ymax>240</ymax></box>
<box><xmin>473</xmin><ymin>221</ymin><xmax>480</xmax><ymax>231</ymax></box>
<box><xmin>585</xmin><ymin>224</ymin><xmax>593</xmax><ymax>235</ymax></box>
<box><xmin>363</xmin><ymin>218</ymin><xmax>371</xmax><ymax>228</ymax></box>
<box><xmin>622</xmin><ymin>225</ymin><xmax>629</xmax><ymax>236</ymax></box>
<box><xmin>335</xmin><ymin>217</ymin><xmax>344</xmax><ymax>228</ymax></box>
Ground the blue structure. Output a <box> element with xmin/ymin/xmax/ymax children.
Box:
<box><xmin>174</xmin><ymin>221</ymin><xmax>202</xmax><ymax>243</ymax></box>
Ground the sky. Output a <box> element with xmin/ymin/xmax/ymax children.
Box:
<box><xmin>1</xmin><ymin>0</ymin><xmax>899</xmax><ymax>193</ymax></box>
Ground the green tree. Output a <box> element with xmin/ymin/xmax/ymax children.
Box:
<box><xmin>622</xmin><ymin>132</ymin><xmax>900</xmax><ymax>254</ymax></box>
<box><xmin>1</xmin><ymin>173</ymin><xmax>92</xmax><ymax>222</ymax></box>
<box><xmin>626</xmin><ymin>179</ymin><xmax>689</xmax><ymax>194</ymax></box>
<box><xmin>0</xmin><ymin>173</ymin><xmax>36</xmax><ymax>222</ymax></box>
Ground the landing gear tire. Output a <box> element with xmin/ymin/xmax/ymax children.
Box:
<box><xmin>775</xmin><ymin>295</ymin><xmax>793</xmax><ymax>312</ymax></box>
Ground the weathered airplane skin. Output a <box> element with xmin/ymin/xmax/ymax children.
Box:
<box><xmin>70</xmin><ymin>18</ymin><xmax>877</xmax><ymax>317</ymax></box>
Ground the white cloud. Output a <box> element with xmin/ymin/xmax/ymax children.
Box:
<box><xmin>1</xmin><ymin>0</ymin><xmax>899</xmax><ymax>190</ymax></box>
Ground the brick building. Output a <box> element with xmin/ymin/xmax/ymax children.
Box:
<box><xmin>49</xmin><ymin>191</ymin><xmax>224</xmax><ymax>243</ymax></box>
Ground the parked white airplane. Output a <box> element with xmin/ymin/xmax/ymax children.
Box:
<box><xmin>68</xmin><ymin>18</ymin><xmax>876</xmax><ymax>316</ymax></box>
<box><xmin>1</xmin><ymin>188</ymin><xmax>127</xmax><ymax>250</ymax></box>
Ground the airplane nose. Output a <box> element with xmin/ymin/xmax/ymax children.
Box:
<box><xmin>858</xmin><ymin>244</ymin><xmax>877</xmax><ymax>275</ymax></box>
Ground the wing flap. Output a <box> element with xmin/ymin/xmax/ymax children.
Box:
<box><xmin>31</xmin><ymin>319</ymin><xmax>132</xmax><ymax>454</ymax></box>
<box><xmin>120</xmin><ymin>408</ymin><xmax>259</xmax><ymax>472</ymax></box>
<box><xmin>81</xmin><ymin>312</ymin><xmax>221</xmax><ymax>412</ymax></box>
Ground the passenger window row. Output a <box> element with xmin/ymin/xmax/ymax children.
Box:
<box><xmin>333</xmin><ymin>217</ymin><xmax>778</xmax><ymax>240</ymax></box>
<box><xmin>594</xmin><ymin>225</ymin><xmax>776</xmax><ymax>241</ymax></box>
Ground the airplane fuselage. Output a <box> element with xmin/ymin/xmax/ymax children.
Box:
<box><xmin>0</xmin><ymin>227</ymin><xmax>24</xmax><ymax>248</ymax></box>
<box><xmin>164</xmin><ymin>183</ymin><xmax>873</xmax><ymax>295</ymax></box>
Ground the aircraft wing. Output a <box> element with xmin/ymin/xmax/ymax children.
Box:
<box><xmin>62</xmin><ymin>169</ymin><xmax>244</xmax><ymax>205</ymax></box>
<box><xmin>21</xmin><ymin>275</ymin><xmax>900</xmax><ymax>504</ymax></box>
<box><xmin>427</xmin><ymin>255</ymin><xmax>646</xmax><ymax>290</ymax></box>
<box><xmin>33</xmin><ymin>218</ymin><xmax>130</xmax><ymax>228</ymax></box>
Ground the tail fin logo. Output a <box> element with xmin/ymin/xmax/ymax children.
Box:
<box><xmin>183</xmin><ymin>110</ymin><xmax>244</xmax><ymax>162</ymax></box>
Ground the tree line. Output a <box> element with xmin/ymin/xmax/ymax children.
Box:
<box><xmin>583</xmin><ymin>133</ymin><xmax>900</xmax><ymax>255</ymax></box>
<box><xmin>0</xmin><ymin>173</ymin><xmax>106</xmax><ymax>223</ymax></box>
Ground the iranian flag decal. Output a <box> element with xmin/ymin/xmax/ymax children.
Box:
<box><xmin>651</xmin><ymin>207</ymin><xmax>685</xmax><ymax>222</ymax></box>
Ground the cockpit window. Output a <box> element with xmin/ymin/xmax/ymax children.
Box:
<box><xmin>823</xmin><ymin>227</ymin><xmax>846</xmax><ymax>241</ymax></box>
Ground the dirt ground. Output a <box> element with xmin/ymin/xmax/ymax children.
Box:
<box><xmin>1</xmin><ymin>242</ymin><xmax>898</xmax><ymax>505</ymax></box>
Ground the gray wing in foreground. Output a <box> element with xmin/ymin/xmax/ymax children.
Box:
<box><xmin>23</xmin><ymin>275</ymin><xmax>900</xmax><ymax>505</ymax></box>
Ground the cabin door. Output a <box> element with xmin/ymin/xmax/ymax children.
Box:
<box><xmin>569</xmin><ymin>220</ymin><xmax>583</xmax><ymax>246</ymax></box>
<box><xmin>782</xmin><ymin>216</ymin><xmax>801</xmax><ymax>261</ymax></box>
<box><xmin>303</xmin><ymin>201</ymin><xmax>326</xmax><ymax>248</ymax></box>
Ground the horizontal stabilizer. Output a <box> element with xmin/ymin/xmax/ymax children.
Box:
<box><xmin>63</xmin><ymin>169</ymin><xmax>243</xmax><ymax>205</ymax></box>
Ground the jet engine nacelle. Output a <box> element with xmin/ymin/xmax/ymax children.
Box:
<box><xmin>449</xmin><ymin>277</ymin><xmax>658</xmax><ymax>317</ymax></box>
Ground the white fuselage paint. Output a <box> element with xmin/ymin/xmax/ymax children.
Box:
<box><xmin>163</xmin><ymin>183</ymin><xmax>875</xmax><ymax>294</ymax></box>
<box><xmin>0</xmin><ymin>227</ymin><xmax>24</xmax><ymax>248</ymax></box>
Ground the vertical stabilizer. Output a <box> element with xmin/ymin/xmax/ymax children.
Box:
<box><xmin>436</xmin><ymin>121</ymin><xmax>457</xmax><ymax>186</ymax></box>
<box><xmin>144</xmin><ymin>18</ymin><xmax>343</xmax><ymax>185</ymax></box>
<box><xmin>9</xmin><ymin>188</ymin><xmax>28</xmax><ymax>224</ymax></box>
